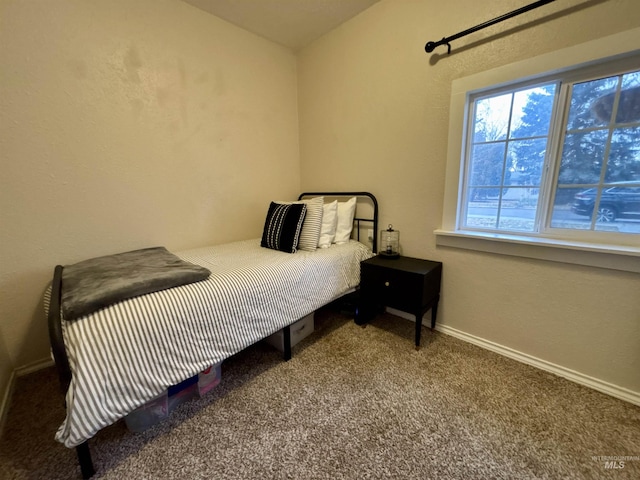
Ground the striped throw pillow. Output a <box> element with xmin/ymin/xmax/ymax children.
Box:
<box><xmin>277</xmin><ymin>196</ymin><xmax>324</xmax><ymax>251</ymax></box>
<box><xmin>261</xmin><ymin>202</ymin><xmax>307</xmax><ymax>253</ymax></box>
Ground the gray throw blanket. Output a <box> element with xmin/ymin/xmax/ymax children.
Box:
<box><xmin>61</xmin><ymin>247</ymin><xmax>211</xmax><ymax>320</ymax></box>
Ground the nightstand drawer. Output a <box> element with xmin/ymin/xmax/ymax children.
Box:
<box><xmin>361</xmin><ymin>265</ymin><xmax>423</xmax><ymax>311</ymax></box>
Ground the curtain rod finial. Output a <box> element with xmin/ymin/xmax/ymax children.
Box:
<box><xmin>425</xmin><ymin>41</ymin><xmax>436</xmax><ymax>53</ymax></box>
<box><xmin>425</xmin><ymin>39</ymin><xmax>451</xmax><ymax>55</ymax></box>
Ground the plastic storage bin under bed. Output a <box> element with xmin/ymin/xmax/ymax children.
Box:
<box><xmin>124</xmin><ymin>362</ymin><xmax>222</xmax><ymax>433</ymax></box>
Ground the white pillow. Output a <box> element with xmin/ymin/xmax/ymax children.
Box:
<box><xmin>334</xmin><ymin>197</ymin><xmax>357</xmax><ymax>244</ymax></box>
<box><xmin>277</xmin><ymin>197</ymin><xmax>324</xmax><ymax>252</ymax></box>
<box><xmin>318</xmin><ymin>200</ymin><xmax>338</xmax><ymax>248</ymax></box>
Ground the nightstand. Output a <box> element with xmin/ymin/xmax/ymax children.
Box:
<box><xmin>357</xmin><ymin>255</ymin><xmax>442</xmax><ymax>349</ymax></box>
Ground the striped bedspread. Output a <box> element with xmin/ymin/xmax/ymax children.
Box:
<box><xmin>52</xmin><ymin>239</ymin><xmax>373</xmax><ymax>448</ymax></box>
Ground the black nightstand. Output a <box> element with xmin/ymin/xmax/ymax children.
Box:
<box><xmin>357</xmin><ymin>255</ymin><xmax>443</xmax><ymax>349</ymax></box>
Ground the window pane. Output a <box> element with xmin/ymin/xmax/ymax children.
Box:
<box><xmin>567</xmin><ymin>77</ymin><xmax>618</xmax><ymax>130</ymax></box>
<box><xmin>506</xmin><ymin>138</ymin><xmax>548</xmax><ymax>186</ymax></box>
<box><xmin>621</xmin><ymin>70</ymin><xmax>640</xmax><ymax>89</ymax></box>
<box><xmin>557</xmin><ymin>130</ymin><xmax>608</xmax><ymax>184</ymax></box>
<box><xmin>551</xmin><ymin>187</ymin><xmax>593</xmax><ymax>229</ymax></box>
<box><xmin>616</xmin><ymin>71</ymin><xmax>640</xmax><ymax>123</ymax></box>
<box><xmin>497</xmin><ymin>187</ymin><xmax>538</xmax><ymax>232</ymax></box>
<box><xmin>607</xmin><ymin>126</ymin><xmax>640</xmax><ymax>182</ymax></box>
<box><xmin>594</xmin><ymin>186</ymin><xmax>640</xmax><ymax>233</ymax></box>
<box><xmin>464</xmin><ymin>192</ymin><xmax>499</xmax><ymax>229</ymax></box>
<box><xmin>473</xmin><ymin>94</ymin><xmax>512</xmax><ymax>142</ymax></box>
<box><xmin>469</xmin><ymin>143</ymin><xmax>506</xmax><ymax>187</ymax></box>
<box><xmin>510</xmin><ymin>85</ymin><xmax>557</xmax><ymax>139</ymax></box>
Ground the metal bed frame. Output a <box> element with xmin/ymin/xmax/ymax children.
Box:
<box><xmin>47</xmin><ymin>191</ymin><xmax>378</xmax><ymax>478</ymax></box>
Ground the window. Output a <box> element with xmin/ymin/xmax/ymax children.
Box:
<box><xmin>436</xmin><ymin>29</ymin><xmax>640</xmax><ymax>273</ymax></box>
<box><xmin>461</xmin><ymin>61</ymin><xmax>640</xmax><ymax>240</ymax></box>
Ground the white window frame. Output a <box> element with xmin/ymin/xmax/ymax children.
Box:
<box><xmin>436</xmin><ymin>28</ymin><xmax>640</xmax><ymax>273</ymax></box>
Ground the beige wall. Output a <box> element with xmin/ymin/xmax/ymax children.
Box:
<box><xmin>0</xmin><ymin>0</ymin><xmax>300</xmax><ymax>369</ymax></box>
<box><xmin>298</xmin><ymin>0</ymin><xmax>640</xmax><ymax>394</ymax></box>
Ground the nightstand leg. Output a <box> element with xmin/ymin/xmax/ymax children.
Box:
<box><xmin>355</xmin><ymin>304</ymin><xmax>374</xmax><ymax>326</ymax></box>
<box><xmin>415</xmin><ymin>311</ymin><xmax>423</xmax><ymax>349</ymax></box>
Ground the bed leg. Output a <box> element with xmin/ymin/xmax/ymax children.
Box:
<box><xmin>76</xmin><ymin>442</ymin><xmax>95</xmax><ymax>479</ymax></box>
<box><xmin>283</xmin><ymin>325</ymin><xmax>292</xmax><ymax>361</ymax></box>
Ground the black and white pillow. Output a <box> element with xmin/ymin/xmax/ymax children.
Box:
<box><xmin>276</xmin><ymin>196</ymin><xmax>324</xmax><ymax>251</ymax></box>
<box><xmin>261</xmin><ymin>202</ymin><xmax>307</xmax><ymax>253</ymax></box>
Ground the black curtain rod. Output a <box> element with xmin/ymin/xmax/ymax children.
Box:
<box><xmin>425</xmin><ymin>0</ymin><xmax>557</xmax><ymax>54</ymax></box>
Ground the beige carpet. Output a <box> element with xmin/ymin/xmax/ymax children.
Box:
<box><xmin>1</xmin><ymin>306</ymin><xmax>639</xmax><ymax>479</ymax></box>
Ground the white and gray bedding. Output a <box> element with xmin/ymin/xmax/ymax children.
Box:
<box><xmin>50</xmin><ymin>239</ymin><xmax>373</xmax><ymax>448</ymax></box>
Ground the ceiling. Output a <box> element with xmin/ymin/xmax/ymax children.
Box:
<box><xmin>181</xmin><ymin>0</ymin><xmax>381</xmax><ymax>51</ymax></box>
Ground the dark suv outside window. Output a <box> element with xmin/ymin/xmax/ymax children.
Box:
<box><xmin>572</xmin><ymin>183</ymin><xmax>640</xmax><ymax>223</ymax></box>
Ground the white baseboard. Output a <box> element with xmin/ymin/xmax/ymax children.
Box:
<box><xmin>14</xmin><ymin>357</ymin><xmax>54</xmax><ymax>377</ymax></box>
<box><xmin>0</xmin><ymin>370</ymin><xmax>17</xmax><ymax>438</ymax></box>
<box><xmin>0</xmin><ymin>357</ymin><xmax>55</xmax><ymax>438</ymax></box>
<box><xmin>386</xmin><ymin>307</ymin><xmax>640</xmax><ymax>406</ymax></box>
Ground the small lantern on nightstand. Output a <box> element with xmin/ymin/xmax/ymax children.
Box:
<box><xmin>379</xmin><ymin>224</ymin><xmax>400</xmax><ymax>259</ymax></box>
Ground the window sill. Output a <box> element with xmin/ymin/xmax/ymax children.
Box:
<box><xmin>434</xmin><ymin>229</ymin><xmax>640</xmax><ymax>273</ymax></box>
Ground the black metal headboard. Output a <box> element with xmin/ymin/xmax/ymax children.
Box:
<box><xmin>298</xmin><ymin>191</ymin><xmax>379</xmax><ymax>253</ymax></box>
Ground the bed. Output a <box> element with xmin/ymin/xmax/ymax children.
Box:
<box><xmin>46</xmin><ymin>192</ymin><xmax>378</xmax><ymax>478</ymax></box>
